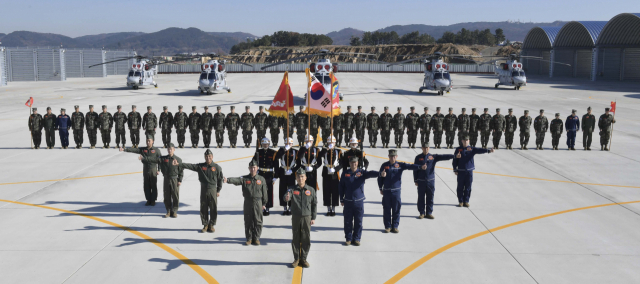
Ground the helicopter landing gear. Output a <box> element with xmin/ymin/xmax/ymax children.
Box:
<box><xmin>200</xmin><ymin>89</ymin><xmax>204</xmax><ymax>94</ymax></box>
<box><xmin>227</xmin><ymin>88</ymin><xmax>231</xmax><ymax>93</ymax></box>
<box><xmin>418</xmin><ymin>88</ymin><xmax>423</xmax><ymax>93</ymax></box>
<box><xmin>154</xmin><ymin>84</ymin><xmax>158</xmax><ymax>88</ymax></box>
<box><xmin>495</xmin><ymin>84</ymin><xmax>499</xmax><ymax>89</ymax></box>
<box><xmin>514</xmin><ymin>86</ymin><xmax>518</xmax><ymax>90</ymax></box>
<box><xmin>133</xmin><ymin>86</ymin><xmax>139</xmax><ymax>90</ymax></box>
<box><xmin>437</xmin><ymin>91</ymin><xmax>443</xmax><ymax>96</ymax></box>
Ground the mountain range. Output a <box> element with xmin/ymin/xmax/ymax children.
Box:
<box><xmin>0</xmin><ymin>21</ymin><xmax>565</xmax><ymax>53</ymax></box>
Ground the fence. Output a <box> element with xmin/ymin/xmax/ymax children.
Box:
<box><xmin>158</xmin><ymin>63</ymin><xmax>495</xmax><ymax>73</ymax></box>
<box><xmin>0</xmin><ymin>48</ymin><xmax>6</xmax><ymax>86</ymax></box>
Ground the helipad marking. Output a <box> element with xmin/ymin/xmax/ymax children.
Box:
<box><xmin>384</xmin><ymin>200</ymin><xmax>640</xmax><ymax>284</ymax></box>
<box><xmin>0</xmin><ymin>198</ymin><xmax>219</xmax><ymax>284</ymax></box>
<box><xmin>0</xmin><ymin>155</ymin><xmax>254</xmax><ymax>186</ymax></box>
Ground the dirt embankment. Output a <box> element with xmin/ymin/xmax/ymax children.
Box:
<box><xmin>229</xmin><ymin>44</ymin><xmax>488</xmax><ymax>64</ymax></box>
<box><xmin>496</xmin><ymin>45</ymin><xmax>522</xmax><ymax>57</ymax></box>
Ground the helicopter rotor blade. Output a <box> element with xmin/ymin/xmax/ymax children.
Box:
<box><xmin>386</xmin><ymin>56</ymin><xmax>432</xmax><ymax>67</ymax></box>
<box><xmin>217</xmin><ymin>57</ymin><xmax>254</xmax><ymax>67</ymax></box>
<box><xmin>88</xmin><ymin>57</ymin><xmax>139</xmax><ymax>68</ymax></box>
<box><xmin>260</xmin><ymin>54</ymin><xmax>318</xmax><ymax>70</ymax></box>
<box><xmin>522</xmin><ymin>57</ymin><xmax>572</xmax><ymax>67</ymax></box>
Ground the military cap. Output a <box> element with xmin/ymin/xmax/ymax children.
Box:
<box><xmin>147</xmin><ymin>106</ymin><xmax>152</xmax><ymax>110</ymax></box>
<box><xmin>132</xmin><ymin>105</ymin><xmax>136</xmax><ymax>109</ymax></box>
<box><xmin>102</xmin><ymin>105</ymin><xmax>107</xmax><ymax>109</ymax></box>
<box><xmin>61</xmin><ymin>108</ymin><xmax>66</xmax><ymax>112</ymax></box>
<box><xmin>163</xmin><ymin>106</ymin><xmax>168</xmax><ymax>110</ymax></box>
<box><xmin>168</xmin><ymin>143</ymin><xmax>176</xmax><ymax>149</ymax></box>
<box><xmin>46</xmin><ymin>107</ymin><xmax>51</xmax><ymax>110</ymax></box>
<box><xmin>204</xmin><ymin>106</ymin><xmax>209</xmax><ymax>110</ymax></box>
<box><xmin>117</xmin><ymin>105</ymin><xmax>122</xmax><ymax>109</ymax></box>
<box><xmin>259</xmin><ymin>106</ymin><xmax>264</xmax><ymax>110</ymax></box>
<box><xmin>347</xmin><ymin>106</ymin><xmax>352</xmax><ymax>109</ymax></box>
<box><xmin>572</xmin><ymin>109</ymin><xmax>577</xmax><ymax>113</ymax></box>
<box><xmin>32</xmin><ymin>107</ymin><xmax>37</xmax><ymax>111</ymax></box>
<box><xmin>248</xmin><ymin>159</ymin><xmax>258</xmax><ymax>167</ymax></box>
<box><xmin>371</xmin><ymin>106</ymin><xmax>376</xmax><ymax>110</ymax></box>
<box><xmin>204</xmin><ymin>149</ymin><xmax>213</xmax><ymax>156</ymax></box>
<box><xmin>300</xmin><ymin>106</ymin><xmax>304</xmax><ymax>110</ymax></box>
<box><xmin>349</xmin><ymin>156</ymin><xmax>359</xmax><ymax>163</ymax></box>
<box><xmin>296</xmin><ymin>167</ymin><xmax>306</xmax><ymax>176</ymax></box>
<box><xmin>471</xmin><ymin>108</ymin><xmax>476</xmax><ymax>111</ymax></box>
<box><xmin>484</xmin><ymin>108</ymin><xmax>489</xmax><ymax>111</ymax></box>
<box><xmin>605</xmin><ymin>107</ymin><xmax>610</xmax><ymax>111</ymax></box>
<box><xmin>540</xmin><ymin>109</ymin><xmax>544</xmax><ymax>113</ymax></box>
<box><xmin>217</xmin><ymin>106</ymin><xmax>221</xmax><ymax>110</ymax></box>
<box><xmin>524</xmin><ymin>110</ymin><xmax>529</xmax><ymax>114</ymax></box>
<box><xmin>496</xmin><ymin>108</ymin><xmax>500</xmax><ymax>112</ymax></box>
<box><xmin>397</xmin><ymin>107</ymin><xmax>402</xmax><ymax>111</ymax></box>
<box><xmin>448</xmin><ymin>107</ymin><xmax>453</xmax><ymax>111</ymax></box>
<box><xmin>462</xmin><ymin>134</ymin><xmax>470</xmax><ymax>140</ymax></box>
<box><xmin>587</xmin><ymin>106</ymin><xmax>592</xmax><ymax>111</ymax></box>
<box><xmin>193</xmin><ymin>106</ymin><xmax>197</xmax><ymax>110</ymax></box>
<box><xmin>230</xmin><ymin>106</ymin><xmax>235</xmax><ymax>110</ymax></box>
<box><xmin>384</xmin><ymin>106</ymin><xmax>389</xmax><ymax>110</ymax></box>
<box><xmin>508</xmin><ymin>108</ymin><xmax>513</xmax><ymax>112</ymax></box>
<box><xmin>462</xmin><ymin>108</ymin><xmax>466</xmax><ymax>112</ymax></box>
<box><xmin>89</xmin><ymin>105</ymin><xmax>94</xmax><ymax>109</ymax></box>
<box><xmin>358</xmin><ymin>106</ymin><xmax>362</xmax><ymax>109</ymax></box>
<box><xmin>555</xmin><ymin>113</ymin><xmax>560</xmax><ymax>116</ymax></box>
<box><xmin>74</xmin><ymin>105</ymin><xmax>79</xmax><ymax>109</ymax></box>
<box><xmin>424</xmin><ymin>107</ymin><xmax>428</xmax><ymax>111</ymax></box>
<box><xmin>178</xmin><ymin>105</ymin><xmax>183</xmax><ymax>109</ymax></box>
<box><xmin>146</xmin><ymin>134</ymin><xmax>154</xmax><ymax>140</ymax></box>
<box><xmin>436</xmin><ymin>107</ymin><xmax>441</xmax><ymax>111</ymax></box>
<box><xmin>410</xmin><ymin>106</ymin><xmax>415</xmax><ymax>110</ymax></box>
<box><xmin>388</xmin><ymin>149</ymin><xmax>398</xmax><ymax>156</ymax></box>
<box><xmin>245</xmin><ymin>106</ymin><xmax>250</xmax><ymax>109</ymax></box>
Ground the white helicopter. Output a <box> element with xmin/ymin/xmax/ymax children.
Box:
<box><xmin>90</xmin><ymin>55</ymin><xmax>179</xmax><ymax>90</ymax></box>
<box><xmin>387</xmin><ymin>52</ymin><xmax>477</xmax><ymax>96</ymax></box>
<box><xmin>260</xmin><ymin>49</ymin><xmax>389</xmax><ymax>101</ymax></box>
<box><xmin>482</xmin><ymin>54</ymin><xmax>571</xmax><ymax>90</ymax></box>
<box><xmin>196</xmin><ymin>53</ymin><xmax>259</xmax><ymax>95</ymax></box>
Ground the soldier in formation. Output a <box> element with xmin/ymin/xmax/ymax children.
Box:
<box><xmin>71</xmin><ymin>105</ymin><xmax>84</xmax><ymax>149</ymax></box>
<box><xmin>173</xmin><ymin>106</ymin><xmax>188</xmax><ymax>148</ymax></box>
<box><xmin>200</xmin><ymin>106</ymin><xmax>213</xmax><ymax>148</ymax></box>
<box><xmin>534</xmin><ymin>109</ymin><xmax>549</xmax><ymax>150</ymax></box>
<box><xmin>240</xmin><ymin>106</ymin><xmax>254</xmax><ymax>148</ymax></box>
<box><xmin>582</xmin><ymin>107</ymin><xmax>596</xmax><ymax>150</ymax></box>
<box><xmin>550</xmin><ymin>113</ymin><xmax>563</xmax><ymax>150</ymax></box>
<box><xmin>518</xmin><ymin>110</ymin><xmax>532</xmax><ymax>150</ymax></box>
<box><xmin>113</xmin><ymin>105</ymin><xmax>127</xmax><ymax>148</ymax></box>
<box><xmin>320</xmin><ymin>114</ymin><xmax>332</xmax><ymax>148</ymax></box>
<box><xmin>255</xmin><ymin>138</ymin><xmax>278</xmax><ymax>216</ymax></box>
<box><xmin>565</xmin><ymin>109</ymin><xmax>580</xmax><ymax>151</ymax></box>
<box><xmin>295</xmin><ymin>106</ymin><xmax>309</xmax><ymax>146</ymax></box>
<box><xmin>332</xmin><ymin>111</ymin><xmax>344</xmax><ymax>147</ymax></box>
<box><xmin>478</xmin><ymin>108</ymin><xmax>492</xmax><ymax>149</ymax></box>
<box><xmin>343</xmin><ymin>106</ymin><xmax>355</xmax><ymax>146</ymax></box>
<box><xmin>419</xmin><ymin>107</ymin><xmax>431</xmax><ymax>148</ymax></box>
<box><xmin>225</xmin><ymin>159</ymin><xmax>268</xmax><ymax>245</ymax></box>
<box><xmin>469</xmin><ymin>108</ymin><xmax>480</xmax><ymax>147</ymax></box>
<box><xmin>392</xmin><ymin>107</ymin><xmax>405</xmax><ymax>149</ymax></box>
<box><xmin>504</xmin><ymin>108</ymin><xmax>518</xmax><ymax>149</ymax></box>
<box><xmin>98</xmin><ymin>105</ymin><xmax>113</xmax><ymax>149</ymax></box>
<box><xmin>143</xmin><ymin>106</ymin><xmax>157</xmax><ymax>141</ymax></box>
<box><xmin>128</xmin><ymin>105</ymin><xmax>142</xmax><ymax>148</ymax></box>
<box><xmin>430</xmin><ymin>107</ymin><xmax>444</xmax><ymax>149</ymax></box>
<box><xmin>86</xmin><ymin>105</ymin><xmax>99</xmax><ymax>149</ymax></box>
<box><xmin>56</xmin><ymin>108</ymin><xmax>71</xmax><ymax>149</ymax></box>
<box><xmin>225</xmin><ymin>106</ymin><xmax>240</xmax><ymax>148</ymax></box>
<box><xmin>159</xmin><ymin>106</ymin><xmax>173</xmax><ymax>148</ymax></box>
<box><xmin>284</xmin><ymin>168</ymin><xmax>317</xmax><ymax>268</ymax></box>
<box><xmin>598</xmin><ymin>107</ymin><xmax>615</xmax><ymax>151</ymax></box>
<box><xmin>28</xmin><ymin>108</ymin><xmax>43</xmax><ymax>149</ymax></box>
<box><xmin>43</xmin><ymin>107</ymin><xmax>57</xmax><ymax>149</ymax></box>
<box><xmin>443</xmin><ymin>107</ymin><xmax>457</xmax><ymax>149</ymax></box>
<box><xmin>214</xmin><ymin>106</ymin><xmax>226</xmax><ymax>148</ymax></box>
<box><xmin>318</xmin><ymin>136</ymin><xmax>342</xmax><ymax>216</ymax></box>
<box><xmin>490</xmin><ymin>108</ymin><xmax>505</xmax><ymax>149</ymax></box>
<box><xmin>189</xmin><ymin>106</ymin><xmax>202</xmax><ymax>148</ymax></box>
<box><xmin>268</xmin><ymin>112</ymin><xmax>281</xmax><ymax>148</ymax></box>
<box><xmin>254</xmin><ymin>106</ymin><xmax>269</xmax><ymax>147</ymax></box>
<box><xmin>309</xmin><ymin>113</ymin><xmax>319</xmax><ymax>146</ymax></box>
<box><xmin>379</xmin><ymin>107</ymin><xmax>393</xmax><ymax>148</ymax></box>
<box><xmin>405</xmin><ymin>106</ymin><xmax>420</xmax><ymax>148</ymax></box>
<box><xmin>457</xmin><ymin>108</ymin><xmax>470</xmax><ymax>147</ymax></box>
<box><xmin>366</xmin><ymin>107</ymin><xmax>379</xmax><ymax>148</ymax></box>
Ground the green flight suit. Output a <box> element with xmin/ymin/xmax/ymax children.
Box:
<box><xmin>227</xmin><ymin>174</ymin><xmax>269</xmax><ymax>242</ymax></box>
<box><xmin>143</xmin><ymin>154</ymin><xmax>183</xmax><ymax>213</ymax></box>
<box><xmin>182</xmin><ymin>161</ymin><xmax>224</xmax><ymax>226</ymax></box>
<box><xmin>286</xmin><ymin>184</ymin><xmax>317</xmax><ymax>261</ymax></box>
<box><xmin>124</xmin><ymin>146</ymin><xmax>162</xmax><ymax>202</ymax></box>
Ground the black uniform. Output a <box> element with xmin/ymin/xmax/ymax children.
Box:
<box><xmin>275</xmin><ymin>147</ymin><xmax>299</xmax><ymax>208</ymax></box>
<box><xmin>582</xmin><ymin>112</ymin><xmax>596</xmax><ymax>149</ymax></box>
<box><xmin>142</xmin><ymin>111</ymin><xmax>157</xmax><ymax>141</ymax></box>
<box><xmin>406</xmin><ymin>112</ymin><xmax>420</xmax><ymax>148</ymax></box>
<box><xmin>71</xmin><ymin>110</ymin><xmax>84</xmax><ymax>148</ymax></box>
<box><xmin>214</xmin><ymin>111</ymin><xmax>226</xmax><ymax>147</ymax></box>
<box><xmin>43</xmin><ymin>112</ymin><xmax>57</xmax><ymax>148</ymax></box>
<box><xmin>174</xmin><ymin>111</ymin><xmax>188</xmax><ymax>147</ymax></box>
<box><xmin>268</xmin><ymin>114</ymin><xmax>281</xmax><ymax>147</ymax></box>
<box><xmin>443</xmin><ymin>113</ymin><xmax>458</xmax><ymax>148</ymax></box>
<box><xmin>295</xmin><ymin>110</ymin><xmax>309</xmax><ymax>146</ymax></box>
<box><xmin>254</xmin><ymin>148</ymin><xmax>279</xmax><ymax>210</ymax></box>
<box><xmin>392</xmin><ymin>112</ymin><xmax>406</xmax><ymax>147</ymax></box>
<box><xmin>379</xmin><ymin>112</ymin><xmax>393</xmax><ymax>147</ymax></box>
<box><xmin>113</xmin><ymin>111</ymin><xmax>128</xmax><ymax>147</ymax></box>
<box><xmin>318</xmin><ymin>148</ymin><xmax>343</xmax><ymax>207</ymax></box>
<box><xmin>254</xmin><ymin>111</ymin><xmax>269</xmax><ymax>146</ymax></box>
<box><xmin>128</xmin><ymin>110</ymin><xmax>142</xmax><ymax>147</ymax></box>
<box><xmin>430</xmin><ymin>113</ymin><xmax>445</xmax><ymax>148</ymax></box>
<box><xmin>343</xmin><ymin>111</ymin><xmax>355</xmax><ymax>145</ymax></box>
<box><xmin>240</xmin><ymin>111</ymin><xmax>254</xmax><ymax>147</ymax></box>
<box><xmin>159</xmin><ymin>111</ymin><xmax>174</xmax><ymax>148</ymax></box>
<box><xmin>354</xmin><ymin>111</ymin><xmax>367</xmax><ymax>150</ymax></box>
<box><xmin>550</xmin><ymin>117</ymin><xmax>563</xmax><ymax>149</ymax></box>
<box><xmin>419</xmin><ymin>112</ymin><xmax>432</xmax><ymax>147</ymax></box>
<box><xmin>200</xmin><ymin>111</ymin><xmax>214</xmax><ymax>148</ymax></box>
<box><xmin>85</xmin><ymin>110</ymin><xmax>99</xmax><ymax>147</ymax></box>
<box><xmin>366</xmin><ymin>112</ymin><xmax>380</xmax><ymax>148</ymax></box>
<box><xmin>225</xmin><ymin>112</ymin><xmax>240</xmax><ymax>147</ymax></box>
<box><xmin>297</xmin><ymin>146</ymin><xmax>321</xmax><ymax>190</ymax></box>
<box><xmin>29</xmin><ymin>112</ymin><xmax>44</xmax><ymax>148</ymax></box>
<box><xmin>341</xmin><ymin>148</ymin><xmax>369</xmax><ymax>171</ymax></box>
<box><xmin>98</xmin><ymin>111</ymin><xmax>113</xmax><ymax>147</ymax></box>
<box><xmin>333</xmin><ymin>114</ymin><xmax>344</xmax><ymax>147</ymax></box>
<box><xmin>189</xmin><ymin>111</ymin><xmax>202</xmax><ymax>147</ymax></box>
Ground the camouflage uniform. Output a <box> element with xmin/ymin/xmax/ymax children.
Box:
<box><xmin>598</xmin><ymin>108</ymin><xmax>615</xmax><ymax>150</ymax></box>
<box><xmin>295</xmin><ymin>107</ymin><xmax>309</xmax><ymax>146</ymax></box>
<box><xmin>213</xmin><ymin>107</ymin><xmax>226</xmax><ymax>148</ymax></box>
<box><xmin>113</xmin><ymin>107</ymin><xmax>128</xmax><ymax>147</ymax></box>
<box><xmin>550</xmin><ymin>114</ymin><xmax>563</xmax><ymax>149</ymax></box>
<box><xmin>490</xmin><ymin>109</ymin><xmax>505</xmax><ymax>149</ymax></box>
<box><xmin>128</xmin><ymin>106</ymin><xmax>142</xmax><ymax>147</ymax></box>
<box><xmin>159</xmin><ymin>107</ymin><xmax>174</xmax><ymax>148</ymax></box>
<box><xmin>320</xmin><ymin>115</ymin><xmax>332</xmax><ymax>148</ymax></box>
<box><xmin>85</xmin><ymin>106</ymin><xmax>99</xmax><ymax>148</ymax></box>
<box><xmin>71</xmin><ymin>107</ymin><xmax>84</xmax><ymax>148</ymax></box>
<box><xmin>268</xmin><ymin>114</ymin><xmax>281</xmax><ymax>147</ymax></box>
<box><xmin>479</xmin><ymin>109</ymin><xmax>492</xmax><ymax>148</ymax></box>
<box><xmin>582</xmin><ymin>108</ymin><xmax>596</xmax><ymax>150</ymax></box>
<box><xmin>43</xmin><ymin>109</ymin><xmax>57</xmax><ymax>148</ymax></box>
<box><xmin>189</xmin><ymin>107</ymin><xmax>202</xmax><ymax>148</ymax></box>
<box><xmin>354</xmin><ymin>107</ymin><xmax>367</xmax><ymax>150</ymax></box>
<box><xmin>405</xmin><ymin>107</ymin><xmax>420</xmax><ymax>148</ymax></box>
<box><xmin>534</xmin><ymin>110</ymin><xmax>549</xmax><ymax>150</ymax></box>
<box><xmin>142</xmin><ymin>107</ymin><xmax>157</xmax><ymax>141</ymax></box>
<box><xmin>430</xmin><ymin>108</ymin><xmax>444</xmax><ymax>148</ymax></box>
<box><xmin>240</xmin><ymin>106</ymin><xmax>254</xmax><ymax>147</ymax></box>
<box><xmin>366</xmin><ymin>107</ymin><xmax>380</xmax><ymax>148</ymax></box>
<box><xmin>419</xmin><ymin>107</ymin><xmax>432</xmax><ymax>147</ymax></box>
<box><xmin>333</xmin><ymin>113</ymin><xmax>344</xmax><ymax>147</ymax></box>
<box><xmin>253</xmin><ymin>107</ymin><xmax>269</xmax><ymax>147</ymax></box>
<box><xmin>457</xmin><ymin>108</ymin><xmax>470</xmax><ymax>147</ymax></box>
<box><xmin>200</xmin><ymin>107</ymin><xmax>214</xmax><ymax>148</ymax></box>
<box><xmin>469</xmin><ymin>109</ymin><xmax>480</xmax><ymax>147</ymax></box>
<box><xmin>98</xmin><ymin>106</ymin><xmax>113</xmax><ymax>148</ymax></box>
<box><xmin>504</xmin><ymin>109</ymin><xmax>518</xmax><ymax>149</ymax></box>
<box><xmin>225</xmin><ymin>107</ymin><xmax>241</xmax><ymax>148</ymax></box>
<box><xmin>343</xmin><ymin>107</ymin><xmax>355</xmax><ymax>145</ymax></box>
<box><xmin>518</xmin><ymin>111</ymin><xmax>532</xmax><ymax>149</ymax></box>
<box><xmin>173</xmin><ymin>107</ymin><xmax>188</xmax><ymax>148</ymax></box>
<box><xmin>392</xmin><ymin>108</ymin><xmax>406</xmax><ymax>148</ymax></box>
<box><xmin>379</xmin><ymin>108</ymin><xmax>393</xmax><ymax>148</ymax></box>
<box><xmin>443</xmin><ymin>108</ymin><xmax>458</xmax><ymax>149</ymax></box>
<box><xmin>28</xmin><ymin>109</ymin><xmax>44</xmax><ymax>149</ymax></box>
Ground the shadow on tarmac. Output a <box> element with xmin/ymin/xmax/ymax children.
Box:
<box><xmin>149</xmin><ymin>257</ymin><xmax>289</xmax><ymax>271</ymax></box>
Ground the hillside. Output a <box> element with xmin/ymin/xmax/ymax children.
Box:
<box><xmin>208</xmin><ymin>32</ymin><xmax>257</xmax><ymax>41</ymax></box>
<box><xmin>231</xmin><ymin>44</ymin><xmax>485</xmax><ymax>64</ymax></box>
<box><xmin>0</xmin><ymin>33</ymin><xmax>5</xmax><ymax>40</ymax></box>
<box><xmin>0</xmin><ymin>31</ymin><xmax>88</xmax><ymax>48</ymax></box>
<box><xmin>75</xmin><ymin>32</ymin><xmax>146</xmax><ymax>48</ymax></box>
<box><xmin>326</xmin><ymin>28</ymin><xmax>365</xmax><ymax>45</ymax></box>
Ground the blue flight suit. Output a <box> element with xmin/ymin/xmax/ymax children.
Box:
<box><xmin>565</xmin><ymin>115</ymin><xmax>580</xmax><ymax>148</ymax></box>
<box><xmin>452</xmin><ymin>146</ymin><xmax>491</xmax><ymax>204</ymax></box>
<box><xmin>56</xmin><ymin>114</ymin><xmax>71</xmax><ymax>147</ymax></box>
<box><xmin>413</xmin><ymin>153</ymin><xmax>454</xmax><ymax>215</ymax></box>
<box><xmin>339</xmin><ymin>168</ymin><xmax>379</xmax><ymax>242</ymax></box>
<box><xmin>377</xmin><ymin>161</ymin><xmax>421</xmax><ymax>229</ymax></box>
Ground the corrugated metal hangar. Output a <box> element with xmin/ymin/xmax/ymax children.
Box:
<box><xmin>523</xmin><ymin>12</ymin><xmax>640</xmax><ymax>81</ymax></box>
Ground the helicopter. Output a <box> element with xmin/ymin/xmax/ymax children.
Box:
<box><xmin>387</xmin><ymin>52</ymin><xmax>478</xmax><ymax>96</ymax></box>
<box><xmin>89</xmin><ymin>55</ymin><xmax>179</xmax><ymax>90</ymax></box>
<box><xmin>194</xmin><ymin>53</ymin><xmax>266</xmax><ymax>95</ymax></box>
<box><xmin>260</xmin><ymin>49</ymin><xmax>390</xmax><ymax>101</ymax></box>
<box><xmin>481</xmin><ymin>54</ymin><xmax>571</xmax><ymax>90</ymax></box>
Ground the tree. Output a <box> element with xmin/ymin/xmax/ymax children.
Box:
<box><xmin>349</xmin><ymin>35</ymin><xmax>361</xmax><ymax>46</ymax></box>
<box><xmin>495</xmin><ymin>28</ymin><xmax>505</xmax><ymax>44</ymax></box>
<box><xmin>437</xmin><ymin>31</ymin><xmax>456</xmax><ymax>43</ymax></box>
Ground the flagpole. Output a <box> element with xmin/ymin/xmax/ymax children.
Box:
<box><xmin>285</xmin><ymin>71</ymin><xmax>290</xmax><ymax>170</ymax></box>
<box><xmin>329</xmin><ymin>72</ymin><xmax>334</xmax><ymax>172</ymax></box>
<box><xmin>30</xmin><ymin>107</ymin><xmax>34</xmax><ymax>149</ymax></box>
<box><xmin>307</xmin><ymin>69</ymin><xmax>312</xmax><ymax>167</ymax></box>
<box><xmin>608</xmin><ymin>100</ymin><xmax>616</xmax><ymax>150</ymax></box>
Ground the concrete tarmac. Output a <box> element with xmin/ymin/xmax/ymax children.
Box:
<box><xmin>0</xmin><ymin>73</ymin><xmax>639</xmax><ymax>284</ymax></box>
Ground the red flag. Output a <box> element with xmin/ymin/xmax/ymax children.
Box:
<box><xmin>267</xmin><ymin>71</ymin><xmax>294</xmax><ymax>117</ymax></box>
<box><xmin>25</xmin><ymin>97</ymin><xmax>34</xmax><ymax>107</ymax></box>
<box><xmin>610</xmin><ymin>101</ymin><xmax>616</xmax><ymax>113</ymax></box>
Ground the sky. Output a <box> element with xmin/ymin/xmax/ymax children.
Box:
<box><xmin>1</xmin><ymin>0</ymin><xmax>638</xmax><ymax>37</ymax></box>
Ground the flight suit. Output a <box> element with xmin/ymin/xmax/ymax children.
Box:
<box><xmin>56</xmin><ymin>113</ymin><xmax>71</xmax><ymax>148</ymax></box>
<box><xmin>214</xmin><ymin>112</ymin><xmax>226</xmax><ymax>147</ymax></box>
<box><xmin>343</xmin><ymin>111</ymin><xmax>355</xmax><ymax>145</ymax></box>
<box><xmin>113</xmin><ymin>111</ymin><xmax>128</xmax><ymax>147</ymax></box>
<box><xmin>200</xmin><ymin>111</ymin><xmax>214</xmax><ymax>148</ymax></box>
<box><xmin>254</xmin><ymin>112</ymin><xmax>269</xmax><ymax>146</ymax></box>
<box><xmin>295</xmin><ymin>111</ymin><xmax>309</xmax><ymax>146</ymax></box>
<box><xmin>377</xmin><ymin>161</ymin><xmax>421</xmax><ymax>229</ymax></box>
<box><xmin>85</xmin><ymin>111</ymin><xmax>99</xmax><ymax>147</ymax></box>
<box><xmin>276</xmin><ymin>147</ymin><xmax>299</xmax><ymax>208</ymax></box>
<box><xmin>124</xmin><ymin>146</ymin><xmax>162</xmax><ymax>203</ymax></box>
<box><xmin>255</xmin><ymin>148</ymin><xmax>279</xmax><ymax>209</ymax></box>
<box><xmin>419</xmin><ymin>113</ymin><xmax>432</xmax><ymax>147</ymax></box>
<box><xmin>598</xmin><ymin>113</ymin><xmax>615</xmax><ymax>149</ymax></box>
<box><xmin>452</xmin><ymin>146</ymin><xmax>491</xmax><ymax>204</ymax></box>
<box><xmin>143</xmin><ymin>154</ymin><xmax>183</xmax><ymax>214</ymax></box>
<box><xmin>142</xmin><ymin>112</ymin><xmax>157</xmax><ymax>141</ymax></box>
<box><xmin>225</xmin><ymin>112</ymin><xmax>240</xmax><ymax>147</ymax></box>
<box><xmin>227</xmin><ymin>174</ymin><xmax>268</xmax><ymax>242</ymax></box>
<box><xmin>469</xmin><ymin>114</ymin><xmax>480</xmax><ymax>147</ymax></box>
<box><xmin>504</xmin><ymin>114</ymin><xmax>518</xmax><ymax>148</ymax></box>
<box><xmin>413</xmin><ymin>153</ymin><xmax>454</xmax><ymax>216</ymax></box>
<box><xmin>71</xmin><ymin>111</ymin><xmax>84</xmax><ymax>148</ymax></box>
<box><xmin>518</xmin><ymin>115</ymin><xmax>532</xmax><ymax>148</ymax></box>
<box><xmin>354</xmin><ymin>112</ymin><xmax>367</xmax><ymax>150</ymax></box>
<box><xmin>318</xmin><ymin>148</ymin><xmax>343</xmax><ymax>207</ymax></box>
<box><xmin>565</xmin><ymin>115</ymin><xmax>580</xmax><ymax>149</ymax></box>
<box><xmin>581</xmin><ymin>113</ymin><xmax>596</xmax><ymax>149</ymax></box>
<box><xmin>297</xmin><ymin>146</ymin><xmax>321</xmax><ymax>190</ymax></box>
<box><xmin>320</xmin><ymin>116</ymin><xmax>332</xmax><ymax>147</ymax></box>
<box><xmin>443</xmin><ymin>113</ymin><xmax>458</xmax><ymax>148</ymax></box>
<box><xmin>367</xmin><ymin>112</ymin><xmax>380</xmax><ymax>148</ymax></box>
<box><xmin>457</xmin><ymin>114</ymin><xmax>470</xmax><ymax>146</ymax></box>
<box><xmin>240</xmin><ymin>112</ymin><xmax>254</xmax><ymax>147</ymax></box>
<box><xmin>128</xmin><ymin>110</ymin><xmax>142</xmax><ymax>147</ymax></box>
<box><xmin>28</xmin><ymin>113</ymin><xmax>44</xmax><ymax>148</ymax></box>
<box><xmin>173</xmin><ymin>111</ymin><xmax>188</xmax><ymax>147</ymax></box>
<box><xmin>98</xmin><ymin>112</ymin><xmax>113</xmax><ymax>147</ymax></box>
<box><xmin>333</xmin><ymin>114</ymin><xmax>344</xmax><ymax>147</ymax></box>
<box><xmin>339</xmin><ymin>168</ymin><xmax>379</xmax><ymax>242</ymax></box>
<box><xmin>405</xmin><ymin>112</ymin><xmax>420</xmax><ymax>148</ymax></box>
<box><xmin>550</xmin><ymin>117</ymin><xmax>563</xmax><ymax>149</ymax></box>
<box><xmin>286</xmin><ymin>184</ymin><xmax>317</xmax><ymax>262</ymax></box>
<box><xmin>379</xmin><ymin>113</ymin><xmax>393</xmax><ymax>147</ymax></box>
<box><xmin>268</xmin><ymin>115</ymin><xmax>281</xmax><ymax>147</ymax></box>
<box><xmin>490</xmin><ymin>114</ymin><xmax>505</xmax><ymax>148</ymax></box>
<box><xmin>392</xmin><ymin>113</ymin><xmax>406</xmax><ymax>147</ymax></box>
<box><xmin>534</xmin><ymin>115</ymin><xmax>549</xmax><ymax>149</ymax></box>
<box><xmin>182</xmin><ymin>161</ymin><xmax>224</xmax><ymax>227</ymax></box>
<box><xmin>478</xmin><ymin>113</ymin><xmax>492</xmax><ymax>148</ymax></box>
<box><xmin>189</xmin><ymin>111</ymin><xmax>202</xmax><ymax>147</ymax></box>
<box><xmin>159</xmin><ymin>111</ymin><xmax>174</xmax><ymax>148</ymax></box>
<box><xmin>43</xmin><ymin>113</ymin><xmax>57</xmax><ymax>148</ymax></box>
<box><xmin>430</xmin><ymin>113</ymin><xmax>445</xmax><ymax>148</ymax></box>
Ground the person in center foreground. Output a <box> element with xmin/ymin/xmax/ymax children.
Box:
<box><xmin>284</xmin><ymin>168</ymin><xmax>317</xmax><ymax>268</ymax></box>
<box><xmin>180</xmin><ymin>149</ymin><xmax>224</xmax><ymax>233</ymax></box>
<box><xmin>339</xmin><ymin>156</ymin><xmax>379</xmax><ymax>246</ymax></box>
<box><xmin>452</xmin><ymin>135</ymin><xmax>494</xmax><ymax>207</ymax></box>
<box><xmin>225</xmin><ymin>159</ymin><xmax>268</xmax><ymax>246</ymax></box>
<box><xmin>413</xmin><ymin>144</ymin><xmax>454</xmax><ymax>219</ymax></box>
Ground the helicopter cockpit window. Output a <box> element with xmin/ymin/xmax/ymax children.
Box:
<box><xmin>433</xmin><ymin>72</ymin><xmax>450</xmax><ymax>80</ymax></box>
<box><xmin>128</xmin><ymin>71</ymin><xmax>134</xmax><ymax>77</ymax></box>
<box><xmin>315</xmin><ymin>75</ymin><xmax>332</xmax><ymax>84</ymax></box>
<box><xmin>208</xmin><ymin>73</ymin><xmax>216</xmax><ymax>80</ymax></box>
<box><xmin>134</xmin><ymin>72</ymin><xmax>141</xmax><ymax>77</ymax></box>
<box><xmin>200</xmin><ymin>73</ymin><xmax>207</xmax><ymax>80</ymax></box>
<box><xmin>512</xmin><ymin>71</ymin><xmax>525</xmax><ymax>77</ymax></box>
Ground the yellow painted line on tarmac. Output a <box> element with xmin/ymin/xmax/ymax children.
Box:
<box><xmin>292</xmin><ymin>266</ymin><xmax>303</xmax><ymax>284</ymax></box>
<box><xmin>384</xmin><ymin>200</ymin><xmax>640</xmax><ymax>284</ymax></box>
<box><xmin>0</xmin><ymin>198</ymin><xmax>219</xmax><ymax>284</ymax></box>
<box><xmin>0</xmin><ymin>156</ymin><xmax>253</xmax><ymax>186</ymax></box>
